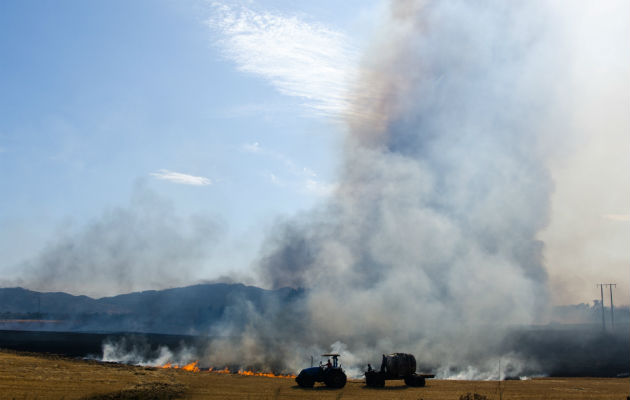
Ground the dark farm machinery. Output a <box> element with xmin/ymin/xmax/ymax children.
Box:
<box><xmin>295</xmin><ymin>353</ymin><xmax>347</xmax><ymax>389</ymax></box>
<box><xmin>365</xmin><ymin>353</ymin><xmax>435</xmax><ymax>387</ymax></box>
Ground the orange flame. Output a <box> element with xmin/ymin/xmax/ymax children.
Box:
<box><xmin>181</xmin><ymin>361</ymin><xmax>200</xmax><ymax>372</ymax></box>
<box><xmin>158</xmin><ymin>362</ymin><xmax>294</xmax><ymax>378</ymax></box>
<box><xmin>237</xmin><ymin>370</ymin><xmax>296</xmax><ymax>379</ymax></box>
<box><xmin>160</xmin><ymin>361</ymin><xmax>198</xmax><ymax>372</ymax></box>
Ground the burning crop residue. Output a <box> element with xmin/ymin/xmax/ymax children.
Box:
<box><xmin>161</xmin><ymin>361</ymin><xmax>200</xmax><ymax>372</ymax></box>
<box><xmin>159</xmin><ymin>362</ymin><xmax>295</xmax><ymax>379</ymax></box>
<box><xmin>236</xmin><ymin>370</ymin><xmax>296</xmax><ymax>379</ymax></box>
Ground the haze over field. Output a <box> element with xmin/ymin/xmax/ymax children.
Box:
<box><xmin>1</xmin><ymin>0</ymin><xmax>628</xmax><ymax>378</ymax></box>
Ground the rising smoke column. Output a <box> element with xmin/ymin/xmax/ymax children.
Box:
<box><xmin>255</xmin><ymin>0</ymin><xmax>562</xmax><ymax>375</ymax></box>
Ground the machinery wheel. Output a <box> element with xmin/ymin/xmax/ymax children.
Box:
<box><xmin>296</xmin><ymin>372</ymin><xmax>315</xmax><ymax>388</ymax></box>
<box><xmin>365</xmin><ymin>371</ymin><xmax>385</xmax><ymax>388</ymax></box>
<box><xmin>404</xmin><ymin>375</ymin><xmax>425</xmax><ymax>387</ymax></box>
<box><xmin>324</xmin><ymin>369</ymin><xmax>347</xmax><ymax>388</ymax></box>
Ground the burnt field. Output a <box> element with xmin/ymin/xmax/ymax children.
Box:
<box><xmin>1</xmin><ymin>324</ymin><xmax>628</xmax><ymax>378</ymax></box>
<box><xmin>0</xmin><ymin>329</ymin><xmax>201</xmax><ymax>359</ymax></box>
<box><xmin>0</xmin><ymin>350</ymin><xmax>627</xmax><ymax>400</ymax></box>
<box><xmin>0</xmin><ymin>325</ymin><xmax>628</xmax><ymax>399</ymax></box>
<box><xmin>499</xmin><ymin>324</ymin><xmax>629</xmax><ymax>377</ymax></box>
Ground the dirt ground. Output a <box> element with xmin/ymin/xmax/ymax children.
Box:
<box><xmin>0</xmin><ymin>350</ymin><xmax>627</xmax><ymax>400</ymax></box>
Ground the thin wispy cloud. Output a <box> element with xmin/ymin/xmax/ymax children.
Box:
<box><xmin>150</xmin><ymin>169</ymin><xmax>211</xmax><ymax>186</ymax></box>
<box><xmin>264</xmin><ymin>171</ymin><xmax>282</xmax><ymax>186</ymax></box>
<box><xmin>242</xmin><ymin>141</ymin><xmax>312</xmax><ymax>179</ymax></box>
<box><xmin>243</xmin><ymin>141</ymin><xmax>262</xmax><ymax>154</ymax></box>
<box><xmin>303</xmin><ymin>178</ymin><xmax>336</xmax><ymax>197</ymax></box>
<box><xmin>243</xmin><ymin>141</ymin><xmax>335</xmax><ymax>197</ymax></box>
<box><xmin>207</xmin><ymin>2</ymin><xmax>359</xmax><ymax>117</ymax></box>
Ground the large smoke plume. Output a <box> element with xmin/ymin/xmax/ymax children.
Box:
<box><xmin>204</xmin><ymin>0</ymin><xmax>568</xmax><ymax>377</ymax></box>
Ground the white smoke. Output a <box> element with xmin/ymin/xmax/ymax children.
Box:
<box><xmin>250</xmin><ymin>0</ymin><xmax>581</xmax><ymax>377</ymax></box>
<box><xmin>19</xmin><ymin>183</ymin><xmax>223</xmax><ymax>298</ymax></box>
<box><xmin>99</xmin><ymin>337</ymin><xmax>198</xmax><ymax>367</ymax></box>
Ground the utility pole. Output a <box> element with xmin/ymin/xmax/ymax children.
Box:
<box><xmin>603</xmin><ymin>283</ymin><xmax>616</xmax><ymax>329</ymax></box>
<box><xmin>596</xmin><ymin>284</ymin><xmax>606</xmax><ymax>331</ymax></box>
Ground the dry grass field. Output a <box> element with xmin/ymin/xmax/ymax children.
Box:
<box><xmin>0</xmin><ymin>350</ymin><xmax>627</xmax><ymax>400</ymax></box>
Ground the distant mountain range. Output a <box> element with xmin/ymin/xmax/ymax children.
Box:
<box><xmin>1</xmin><ymin>284</ymin><xmax>629</xmax><ymax>377</ymax></box>
<box><xmin>0</xmin><ymin>284</ymin><xmax>303</xmax><ymax>334</ymax></box>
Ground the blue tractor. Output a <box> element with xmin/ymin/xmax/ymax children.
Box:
<box><xmin>295</xmin><ymin>353</ymin><xmax>347</xmax><ymax>388</ymax></box>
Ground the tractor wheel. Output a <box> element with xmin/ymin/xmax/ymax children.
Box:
<box><xmin>324</xmin><ymin>369</ymin><xmax>347</xmax><ymax>388</ymax></box>
<box><xmin>296</xmin><ymin>373</ymin><xmax>314</xmax><ymax>388</ymax></box>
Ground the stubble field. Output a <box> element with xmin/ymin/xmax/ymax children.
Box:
<box><xmin>0</xmin><ymin>350</ymin><xmax>626</xmax><ymax>400</ymax></box>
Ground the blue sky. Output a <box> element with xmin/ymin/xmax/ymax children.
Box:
<box><xmin>0</xmin><ymin>0</ymin><xmax>379</xmax><ymax>285</ymax></box>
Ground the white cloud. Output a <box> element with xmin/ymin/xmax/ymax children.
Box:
<box><xmin>243</xmin><ymin>141</ymin><xmax>261</xmax><ymax>153</ymax></box>
<box><xmin>302</xmin><ymin>167</ymin><xmax>317</xmax><ymax>178</ymax></box>
<box><xmin>265</xmin><ymin>172</ymin><xmax>282</xmax><ymax>186</ymax></box>
<box><xmin>242</xmin><ymin>141</ymin><xmax>314</xmax><ymax>179</ymax></box>
<box><xmin>150</xmin><ymin>170</ymin><xmax>211</xmax><ymax>186</ymax></box>
<box><xmin>207</xmin><ymin>2</ymin><xmax>359</xmax><ymax>117</ymax></box>
<box><xmin>243</xmin><ymin>142</ymin><xmax>334</xmax><ymax>196</ymax></box>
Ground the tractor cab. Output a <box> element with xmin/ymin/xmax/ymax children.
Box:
<box><xmin>320</xmin><ymin>353</ymin><xmax>340</xmax><ymax>369</ymax></box>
